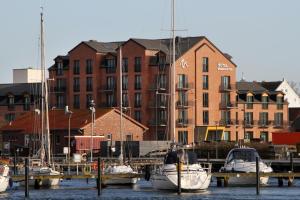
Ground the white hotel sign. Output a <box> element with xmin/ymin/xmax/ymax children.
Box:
<box><xmin>217</xmin><ymin>63</ymin><xmax>233</xmax><ymax>71</ymax></box>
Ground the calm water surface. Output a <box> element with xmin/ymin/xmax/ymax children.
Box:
<box><xmin>1</xmin><ymin>178</ymin><xmax>300</xmax><ymax>200</ymax></box>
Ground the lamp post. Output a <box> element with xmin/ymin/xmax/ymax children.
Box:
<box><xmin>89</xmin><ymin>100</ymin><xmax>96</xmax><ymax>163</ymax></box>
<box><xmin>65</xmin><ymin>106</ymin><xmax>73</xmax><ymax>174</ymax></box>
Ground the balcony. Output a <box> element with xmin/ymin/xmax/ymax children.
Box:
<box><xmin>258</xmin><ymin>120</ymin><xmax>271</xmax><ymax>128</ymax></box>
<box><xmin>176</xmin><ymin>119</ymin><xmax>191</xmax><ymax>127</ymax></box>
<box><xmin>244</xmin><ymin>121</ymin><xmax>254</xmax><ymax>128</ymax></box>
<box><xmin>148</xmin><ymin>119</ymin><xmax>167</xmax><ymax>127</ymax></box>
<box><xmin>149</xmin><ymin>84</ymin><xmax>167</xmax><ymax>91</ymax></box>
<box><xmin>176</xmin><ymin>101</ymin><xmax>192</xmax><ymax>108</ymax></box>
<box><xmin>98</xmin><ymin>85</ymin><xmax>116</xmax><ymax>93</ymax></box>
<box><xmin>148</xmin><ymin>100</ymin><xmax>167</xmax><ymax>109</ymax></box>
<box><xmin>272</xmin><ymin>120</ymin><xmax>289</xmax><ymax>128</ymax></box>
<box><xmin>219</xmin><ymin>119</ymin><xmax>234</xmax><ymax>127</ymax></box>
<box><xmin>219</xmin><ymin>84</ymin><xmax>236</xmax><ymax>92</ymax></box>
<box><xmin>176</xmin><ymin>82</ymin><xmax>192</xmax><ymax>90</ymax></box>
<box><xmin>219</xmin><ymin>101</ymin><xmax>236</xmax><ymax>109</ymax></box>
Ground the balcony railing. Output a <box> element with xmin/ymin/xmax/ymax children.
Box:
<box><xmin>148</xmin><ymin>100</ymin><xmax>167</xmax><ymax>108</ymax></box>
<box><xmin>176</xmin><ymin>119</ymin><xmax>191</xmax><ymax>127</ymax></box>
<box><xmin>258</xmin><ymin>120</ymin><xmax>271</xmax><ymax>127</ymax></box>
<box><xmin>272</xmin><ymin>120</ymin><xmax>289</xmax><ymax>128</ymax></box>
<box><xmin>148</xmin><ymin>119</ymin><xmax>167</xmax><ymax>127</ymax></box>
<box><xmin>219</xmin><ymin>101</ymin><xmax>236</xmax><ymax>109</ymax></box>
<box><xmin>149</xmin><ymin>84</ymin><xmax>167</xmax><ymax>91</ymax></box>
<box><xmin>219</xmin><ymin>84</ymin><xmax>236</xmax><ymax>92</ymax></box>
<box><xmin>219</xmin><ymin>119</ymin><xmax>234</xmax><ymax>127</ymax></box>
<box><xmin>176</xmin><ymin>82</ymin><xmax>192</xmax><ymax>90</ymax></box>
<box><xmin>176</xmin><ymin>101</ymin><xmax>192</xmax><ymax>108</ymax></box>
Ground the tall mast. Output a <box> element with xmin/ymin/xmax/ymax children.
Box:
<box><xmin>170</xmin><ymin>0</ymin><xmax>176</xmax><ymax>142</ymax></box>
<box><xmin>40</xmin><ymin>10</ymin><xmax>45</xmax><ymax>165</ymax></box>
<box><xmin>41</xmin><ymin>10</ymin><xmax>51</xmax><ymax>165</ymax></box>
<box><xmin>119</xmin><ymin>46</ymin><xmax>123</xmax><ymax>163</ymax></box>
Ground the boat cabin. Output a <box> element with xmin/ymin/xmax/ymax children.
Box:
<box><xmin>164</xmin><ymin>150</ymin><xmax>198</xmax><ymax>165</ymax></box>
<box><xmin>226</xmin><ymin>148</ymin><xmax>261</xmax><ymax>163</ymax></box>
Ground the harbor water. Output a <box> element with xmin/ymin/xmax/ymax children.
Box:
<box><xmin>1</xmin><ymin>178</ymin><xmax>300</xmax><ymax>200</ymax></box>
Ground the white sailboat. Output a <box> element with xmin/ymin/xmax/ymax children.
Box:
<box><xmin>102</xmin><ymin>46</ymin><xmax>138</xmax><ymax>185</ymax></box>
<box><xmin>220</xmin><ymin>147</ymin><xmax>273</xmax><ymax>185</ymax></box>
<box><xmin>0</xmin><ymin>164</ymin><xmax>9</xmax><ymax>192</ymax></box>
<box><xmin>20</xmin><ymin>10</ymin><xmax>61</xmax><ymax>187</ymax></box>
<box><xmin>150</xmin><ymin>0</ymin><xmax>212</xmax><ymax>190</ymax></box>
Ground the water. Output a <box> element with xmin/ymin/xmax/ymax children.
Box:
<box><xmin>1</xmin><ymin>178</ymin><xmax>300</xmax><ymax>200</ymax></box>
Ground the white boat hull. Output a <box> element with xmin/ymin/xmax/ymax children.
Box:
<box><xmin>20</xmin><ymin>167</ymin><xmax>61</xmax><ymax>187</ymax></box>
<box><xmin>103</xmin><ymin>177</ymin><xmax>138</xmax><ymax>185</ymax></box>
<box><xmin>103</xmin><ymin>165</ymin><xmax>138</xmax><ymax>185</ymax></box>
<box><xmin>227</xmin><ymin>175</ymin><xmax>269</xmax><ymax>185</ymax></box>
<box><xmin>0</xmin><ymin>176</ymin><xmax>9</xmax><ymax>193</ymax></box>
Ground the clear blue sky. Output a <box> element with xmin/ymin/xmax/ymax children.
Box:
<box><xmin>0</xmin><ymin>0</ymin><xmax>299</xmax><ymax>83</ymax></box>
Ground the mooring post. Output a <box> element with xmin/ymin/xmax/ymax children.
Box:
<box><xmin>14</xmin><ymin>152</ymin><xmax>17</xmax><ymax>175</ymax></box>
<box><xmin>177</xmin><ymin>159</ymin><xmax>181</xmax><ymax>195</ymax></box>
<box><xmin>97</xmin><ymin>157</ymin><xmax>101</xmax><ymax>196</ymax></box>
<box><xmin>256</xmin><ymin>156</ymin><xmax>260</xmax><ymax>195</ymax></box>
<box><xmin>224</xmin><ymin>177</ymin><xmax>228</xmax><ymax>187</ymax></box>
<box><xmin>25</xmin><ymin>157</ymin><xmax>29</xmax><ymax>198</ymax></box>
<box><xmin>290</xmin><ymin>152</ymin><xmax>294</xmax><ymax>172</ymax></box>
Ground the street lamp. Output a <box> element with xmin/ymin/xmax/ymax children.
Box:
<box><xmin>65</xmin><ymin>106</ymin><xmax>73</xmax><ymax>174</ymax></box>
<box><xmin>89</xmin><ymin>100</ymin><xmax>96</xmax><ymax>163</ymax></box>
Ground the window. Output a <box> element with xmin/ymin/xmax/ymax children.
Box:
<box><xmin>7</xmin><ymin>95</ymin><xmax>14</xmax><ymax>109</ymax></box>
<box><xmin>134</xmin><ymin>110</ymin><xmax>141</xmax><ymax>122</ymax></box>
<box><xmin>157</xmin><ymin>74</ymin><xmax>167</xmax><ymax>89</ymax></box>
<box><xmin>221</xmin><ymin>111</ymin><xmax>231</xmax><ymax>125</ymax></box>
<box><xmin>223</xmin><ymin>131</ymin><xmax>230</xmax><ymax>141</ymax></box>
<box><xmin>203</xmin><ymin>111</ymin><xmax>209</xmax><ymax>125</ymax></box>
<box><xmin>178</xmin><ymin>109</ymin><xmax>188</xmax><ymax>125</ymax></box>
<box><xmin>86</xmin><ymin>77</ymin><xmax>93</xmax><ymax>91</ymax></box>
<box><xmin>260</xmin><ymin>132</ymin><xmax>268</xmax><ymax>142</ymax></box>
<box><xmin>73</xmin><ymin>95</ymin><xmax>80</xmax><ymax>109</ymax></box>
<box><xmin>245</xmin><ymin>131</ymin><xmax>253</xmax><ymax>140</ymax></box>
<box><xmin>5</xmin><ymin>113</ymin><xmax>15</xmax><ymax>122</ymax></box>
<box><xmin>178</xmin><ymin>91</ymin><xmax>187</xmax><ymax>106</ymax></box>
<box><xmin>274</xmin><ymin>112</ymin><xmax>283</xmax><ymax>127</ymax></box>
<box><xmin>86</xmin><ymin>94</ymin><xmax>93</xmax><ymax>108</ymax></box>
<box><xmin>178</xmin><ymin>74</ymin><xmax>188</xmax><ymax>88</ymax></box>
<box><xmin>221</xmin><ymin>93</ymin><xmax>231</xmax><ymax>108</ymax></box>
<box><xmin>86</xmin><ymin>59</ymin><xmax>93</xmax><ymax>74</ymax></box>
<box><xmin>203</xmin><ymin>93</ymin><xmax>209</xmax><ymax>107</ymax></box>
<box><xmin>55</xmin><ymin>135</ymin><xmax>60</xmax><ymax>144</ymax></box>
<box><xmin>202</xmin><ymin>57</ymin><xmax>209</xmax><ymax>72</ymax></box>
<box><xmin>203</xmin><ymin>75</ymin><xmax>209</xmax><ymax>89</ymax></box>
<box><xmin>73</xmin><ymin>78</ymin><xmax>80</xmax><ymax>92</ymax></box>
<box><xmin>56</xmin><ymin>78</ymin><xmax>66</xmax><ymax>92</ymax></box>
<box><xmin>106</xmin><ymin>94</ymin><xmax>115</xmax><ymax>107</ymax></box>
<box><xmin>106</xmin><ymin>58</ymin><xmax>116</xmax><ymax>73</ymax></box>
<box><xmin>262</xmin><ymin>95</ymin><xmax>269</xmax><ymax>109</ymax></box>
<box><xmin>23</xmin><ymin>95</ymin><xmax>30</xmax><ymax>111</ymax></box>
<box><xmin>73</xmin><ymin>60</ymin><xmax>80</xmax><ymax>75</ymax></box>
<box><xmin>56</xmin><ymin>62</ymin><xmax>63</xmax><ymax>76</ymax></box>
<box><xmin>126</xmin><ymin>134</ymin><xmax>133</xmax><ymax>141</ymax></box>
<box><xmin>122</xmin><ymin>75</ymin><xmax>128</xmax><ymax>90</ymax></box>
<box><xmin>135</xmin><ymin>75</ymin><xmax>142</xmax><ymax>90</ymax></box>
<box><xmin>158</xmin><ymin>110</ymin><xmax>167</xmax><ymax>124</ymax></box>
<box><xmin>245</xmin><ymin>112</ymin><xmax>253</xmax><ymax>126</ymax></box>
<box><xmin>158</xmin><ymin>94</ymin><xmax>167</xmax><ymax>107</ymax></box>
<box><xmin>134</xmin><ymin>57</ymin><xmax>141</xmax><ymax>72</ymax></box>
<box><xmin>122</xmin><ymin>93</ymin><xmax>129</xmax><ymax>107</ymax></box>
<box><xmin>178</xmin><ymin>131</ymin><xmax>188</xmax><ymax>145</ymax></box>
<box><xmin>277</xmin><ymin>95</ymin><xmax>283</xmax><ymax>109</ymax></box>
<box><xmin>259</xmin><ymin>112</ymin><xmax>268</xmax><ymax>126</ymax></box>
<box><xmin>134</xmin><ymin>93</ymin><xmax>142</xmax><ymax>108</ymax></box>
<box><xmin>122</xmin><ymin>58</ymin><xmax>128</xmax><ymax>73</ymax></box>
<box><xmin>157</xmin><ymin>131</ymin><xmax>165</xmax><ymax>141</ymax></box>
<box><xmin>246</xmin><ymin>95</ymin><xmax>253</xmax><ymax>109</ymax></box>
<box><xmin>56</xmin><ymin>95</ymin><xmax>65</xmax><ymax>108</ymax></box>
<box><xmin>106</xmin><ymin>76</ymin><xmax>115</xmax><ymax>90</ymax></box>
<box><xmin>221</xmin><ymin>76</ymin><xmax>230</xmax><ymax>90</ymax></box>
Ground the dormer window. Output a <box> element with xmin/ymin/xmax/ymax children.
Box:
<box><xmin>23</xmin><ymin>95</ymin><xmax>30</xmax><ymax>111</ymax></box>
<box><xmin>246</xmin><ymin>93</ymin><xmax>253</xmax><ymax>109</ymax></box>
<box><xmin>8</xmin><ymin>95</ymin><xmax>14</xmax><ymax>110</ymax></box>
<box><xmin>56</xmin><ymin>62</ymin><xmax>63</xmax><ymax>76</ymax></box>
<box><xmin>276</xmin><ymin>94</ymin><xmax>284</xmax><ymax>110</ymax></box>
<box><xmin>262</xmin><ymin>93</ymin><xmax>268</xmax><ymax>109</ymax></box>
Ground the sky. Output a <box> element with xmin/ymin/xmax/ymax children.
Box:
<box><xmin>0</xmin><ymin>0</ymin><xmax>299</xmax><ymax>84</ymax></box>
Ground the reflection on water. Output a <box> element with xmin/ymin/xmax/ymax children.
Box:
<box><xmin>0</xmin><ymin>178</ymin><xmax>300</xmax><ymax>200</ymax></box>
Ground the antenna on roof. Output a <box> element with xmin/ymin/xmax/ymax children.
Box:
<box><xmin>241</xmin><ymin>72</ymin><xmax>246</xmax><ymax>81</ymax></box>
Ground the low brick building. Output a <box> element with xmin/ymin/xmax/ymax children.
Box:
<box><xmin>0</xmin><ymin>108</ymin><xmax>147</xmax><ymax>155</ymax></box>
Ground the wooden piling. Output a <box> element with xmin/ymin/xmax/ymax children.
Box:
<box><xmin>256</xmin><ymin>157</ymin><xmax>260</xmax><ymax>195</ymax></box>
<box><xmin>13</xmin><ymin>152</ymin><xmax>17</xmax><ymax>175</ymax></box>
<box><xmin>25</xmin><ymin>158</ymin><xmax>29</xmax><ymax>198</ymax></box>
<box><xmin>177</xmin><ymin>159</ymin><xmax>181</xmax><ymax>195</ymax></box>
<box><xmin>97</xmin><ymin>157</ymin><xmax>101</xmax><ymax>196</ymax></box>
<box><xmin>290</xmin><ymin>152</ymin><xmax>294</xmax><ymax>172</ymax></box>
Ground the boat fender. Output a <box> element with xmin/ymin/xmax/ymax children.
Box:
<box><xmin>145</xmin><ymin>165</ymin><xmax>151</xmax><ymax>181</ymax></box>
<box><xmin>83</xmin><ymin>165</ymin><xmax>92</xmax><ymax>175</ymax></box>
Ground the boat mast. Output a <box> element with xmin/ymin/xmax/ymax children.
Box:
<box><xmin>119</xmin><ymin>46</ymin><xmax>124</xmax><ymax>163</ymax></box>
<box><xmin>170</xmin><ymin>0</ymin><xmax>176</xmax><ymax>142</ymax></box>
<box><xmin>40</xmin><ymin>9</ymin><xmax>51</xmax><ymax>166</ymax></box>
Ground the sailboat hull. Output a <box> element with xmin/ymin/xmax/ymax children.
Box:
<box><xmin>0</xmin><ymin>165</ymin><xmax>10</xmax><ymax>193</ymax></box>
<box><xmin>20</xmin><ymin>167</ymin><xmax>61</xmax><ymax>187</ymax></box>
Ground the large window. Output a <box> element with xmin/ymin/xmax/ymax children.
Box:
<box><xmin>221</xmin><ymin>76</ymin><xmax>230</xmax><ymax>90</ymax></box>
<box><xmin>56</xmin><ymin>62</ymin><xmax>63</xmax><ymax>76</ymax></box>
<box><xmin>122</xmin><ymin>93</ymin><xmax>129</xmax><ymax>107</ymax></box>
<box><xmin>157</xmin><ymin>74</ymin><xmax>167</xmax><ymax>89</ymax></box>
<box><xmin>134</xmin><ymin>110</ymin><xmax>141</xmax><ymax>122</ymax></box>
<box><xmin>274</xmin><ymin>112</ymin><xmax>283</xmax><ymax>126</ymax></box>
<box><xmin>178</xmin><ymin>131</ymin><xmax>188</xmax><ymax>145</ymax></box>
<box><xmin>245</xmin><ymin>131</ymin><xmax>253</xmax><ymax>140</ymax></box>
<box><xmin>203</xmin><ymin>93</ymin><xmax>209</xmax><ymax>107</ymax></box>
<box><xmin>73</xmin><ymin>95</ymin><xmax>80</xmax><ymax>109</ymax></box>
<box><xmin>203</xmin><ymin>75</ymin><xmax>208</xmax><ymax>89</ymax></box>
<box><xmin>134</xmin><ymin>57</ymin><xmax>141</xmax><ymax>72</ymax></box>
<box><xmin>259</xmin><ymin>112</ymin><xmax>268</xmax><ymax>126</ymax></box>
<box><xmin>246</xmin><ymin>95</ymin><xmax>254</xmax><ymax>109</ymax></box>
<box><xmin>56</xmin><ymin>95</ymin><xmax>65</xmax><ymax>108</ymax></box>
<box><xmin>158</xmin><ymin>110</ymin><xmax>167</xmax><ymax>124</ymax></box>
<box><xmin>262</xmin><ymin>95</ymin><xmax>269</xmax><ymax>109</ymax></box>
<box><xmin>106</xmin><ymin>58</ymin><xmax>116</xmax><ymax>73</ymax></box>
<box><xmin>134</xmin><ymin>93</ymin><xmax>142</xmax><ymax>108</ymax></box>
<box><xmin>245</xmin><ymin>112</ymin><xmax>253</xmax><ymax>126</ymax></box>
<box><xmin>86</xmin><ymin>77</ymin><xmax>93</xmax><ymax>91</ymax></box>
<box><xmin>178</xmin><ymin>74</ymin><xmax>188</xmax><ymax>88</ymax></box>
<box><xmin>221</xmin><ymin>93</ymin><xmax>231</xmax><ymax>107</ymax></box>
<box><xmin>178</xmin><ymin>91</ymin><xmax>187</xmax><ymax>106</ymax></box>
<box><xmin>73</xmin><ymin>77</ymin><xmax>80</xmax><ymax>92</ymax></box>
<box><xmin>122</xmin><ymin>58</ymin><xmax>128</xmax><ymax>73</ymax></box>
<box><xmin>73</xmin><ymin>60</ymin><xmax>80</xmax><ymax>75</ymax></box>
<box><xmin>106</xmin><ymin>76</ymin><xmax>115</xmax><ymax>90</ymax></box>
<box><xmin>122</xmin><ymin>75</ymin><xmax>128</xmax><ymax>90</ymax></box>
<box><xmin>86</xmin><ymin>59</ymin><xmax>93</xmax><ymax>74</ymax></box>
<box><xmin>260</xmin><ymin>132</ymin><xmax>268</xmax><ymax>142</ymax></box>
<box><xmin>221</xmin><ymin>110</ymin><xmax>231</xmax><ymax>125</ymax></box>
<box><xmin>106</xmin><ymin>94</ymin><xmax>115</xmax><ymax>107</ymax></box>
<box><xmin>202</xmin><ymin>57</ymin><xmax>209</xmax><ymax>72</ymax></box>
<box><xmin>178</xmin><ymin>109</ymin><xmax>188</xmax><ymax>124</ymax></box>
<box><xmin>135</xmin><ymin>75</ymin><xmax>142</xmax><ymax>90</ymax></box>
<box><xmin>203</xmin><ymin>110</ymin><xmax>209</xmax><ymax>125</ymax></box>
<box><xmin>223</xmin><ymin>131</ymin><xmax>230</xmax><ymax>141</ymax></box>
<box><xmin>277</xmin><ymin>96</ymin><xmax>283</xmax><ymax>110</ymax></box>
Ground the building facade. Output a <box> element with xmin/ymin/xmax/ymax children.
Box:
<box><xmin>48</xmin><ymin>36</ymin><xmax>288</xmax><ymax>143</ymax></box>
<box><xmin>13</xmin><ymin>68</ymin><xmax>42</xmax><ymax>83</ymax></box>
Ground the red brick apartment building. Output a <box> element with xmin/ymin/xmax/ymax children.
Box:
<box><xmin>48</xmin><ymin>36</ymin><xmax>288</xmax><ymax>143</ymax></box>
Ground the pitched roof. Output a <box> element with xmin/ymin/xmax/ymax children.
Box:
<box><xmin>0</xmin><ymin>108</ymin><xmax>148</xmax><ymax>133</ymax></box>
<box><xmin>0</xmin><ymin>83</ymin><xmax>41</xmax><ymax>96</ymax></box>
<box><xmin>236</xmin><ymin>81</ymin><xmax>267</xmax><ymax>93</ymax></box>
<box><xmin>260</xmin><ymin>81</ymin><xmax>282</xmax><ymax>91</ymax></box>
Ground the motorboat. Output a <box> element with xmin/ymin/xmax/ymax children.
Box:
<box><xmin>151</xmin><ymin>149</ymin><xmax>212</xmax><ymax>190</ymax></box>
<box><xmin>0</xmin><ymin>164</ymin><xmax>9</xmax><ymax>192</ymax></box>
<box><xmin>220</xmin><ymin>147</ymin><xmax>273</xmax><ymax>185</ymax></box>
<box><xmin>102</xmin><ymin>165</ymin><xmax>138</xmax><ymax>185</ymax></box>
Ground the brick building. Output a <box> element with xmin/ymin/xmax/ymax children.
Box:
<box><xmin>48</xmin><ymin>36</ymin><xmax>288</xmax><ymax>143</ymax></box>
<box><xmin>0</xmin><ymin>108</ymin><xmax>147</xmax><ymax>155</ymax></box>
